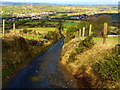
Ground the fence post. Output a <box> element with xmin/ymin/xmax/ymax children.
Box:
<box><xmin>82</xmin><ymin>27</ymin><xmax>85</xmax><ymax>37</ymax></box>
<box><xmin>89</xmin><ymin>24</ymin><xmax>92</xmax><ymax>35</ymax></box>
<box><xmin>103</xmin><ymin>23</ymin><xmax>108</xmax><ymax>44</ymax></box>
<box><xmin>13</xmin><ymin>23</ymin><xmax>16</xmax><ymax>34</ymax></box>
<box><xmin>2</xmin><ymin>19</ymin><xmax>5</xmax><ymax>39</ymax></box>
<box><xmin>79</xmin><ymin>29</ymin><xmax>81</xmax><ymax>37</ymax></box>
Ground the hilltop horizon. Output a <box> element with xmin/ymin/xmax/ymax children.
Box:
<box><xmin>1</xmin><ymin>1</ymin><xmax>119</xmax><ymax>5</ymax></box>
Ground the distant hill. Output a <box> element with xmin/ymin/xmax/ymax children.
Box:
<box><xmin>0</xmin><ymin>1</ymin><xmax>118</xmax><ymax>5</ymax></box>
<box><xmin>0</xmin><ymin>1</ymin><xmax>47</xmax><ymax>5</ymax></box>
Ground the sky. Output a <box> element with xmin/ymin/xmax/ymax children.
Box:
<box><xmin>1</xmin><ymin>0</ymin><xmax>120</xmax><ymax>3</ymax></box>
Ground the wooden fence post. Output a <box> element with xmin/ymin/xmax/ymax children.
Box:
<box><xmin>89</xmin><ymin>24</ymin><xmax>92</xmax><ymax>35</ymax></box>
<box><xmin>2</xmin><ymin>19</ymin><xmax>5</xmax><ymax>39</ymax></box>
<box><xmin>13</xmin><ymin>23</ymin><xmax>16</xmax><ymax>34</ymax></box>
<box><xmin>103</xmin><ymin>23</ymin><xmax>108</xmax><ymax>44</ymax></box>
<box><xmin>82</xmin><ymin>27</ymin><xmax>85</xmax><ymax>37</ymax></box>
<box><xmin>79</xmin><ymin>29</ymin><xmax>81</xmax><ymax>37</ymax></box>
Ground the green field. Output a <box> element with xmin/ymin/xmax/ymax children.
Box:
<box><xmin>1</xmin><ymin>5</ymin><xmax>118</xmax><ymax>18</ymax></box>
<box><xmin>9</xmin><ymin>27</ymin><xmax>56</xmax><ymax>34</ymax></box>
<box><xmin>62</xmin><ymin>21</ymin><xmax>80</xmax><ymax>27</ymax></box>
<box><xmin>25</xmin><ymin>21</ymin><xmax>40</xmax><ymax>25</ymax></box>
<box><xmin>93</xmin><ymin>37</ymin><xmax>119</xmax><ymax>46</ymax></box>
<box><xmin>22</xmin><ymin>34</ymin><xmax>41</xmax><ymax>39</ymax></box>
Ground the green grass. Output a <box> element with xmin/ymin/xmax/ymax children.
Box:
<box><xmin>23</xmin><ymin>34</ymin><xmax>41</xmax><ymax>39</ymax></box>
<box><xmin>46</xmin><ymin>22</ymin><xmax>59</xmax><ymax>25</ymax></box>
<box><xmin>93</xmin><ymin>37</ymin><xmax>119</xmax><ymax>46</ymax></box>
<box><xmin>9</xmin><ymin>27</ymin><xmax>56</xmax><ymax>34</ymax></box>
<box><xmin>62</xmin><ymin>21</ymin><xmax>79</xmax><ymax>27</ymax></box>
<box><xmin>25</xmin><ymin>21</ymin><xmax>40</xmax><ymax>25</ymax></box>
<box><xmin>2</xmin><ymin>5</ymin><xmax>117</xmax><ymax>16</ymax></box>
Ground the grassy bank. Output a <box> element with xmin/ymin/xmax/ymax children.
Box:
<box><xmin>61</xmin><ymin>36</ymin><xmax>119</xmax><ymax>88</ymax></box>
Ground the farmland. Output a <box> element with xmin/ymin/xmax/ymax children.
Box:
<box><xmin>9</xmin><ymin>27</ymin><xmax>56</xmax><ymax>34</ymax></box>
<box><xmin>1</xmin><ymin>5</ymin><xmax>118</xmax><ymax>15</ymax></box>
<box><xmin>93</xmin><ymin>37</ymin><xmax>119</xmax><ymax>46</ymax></box>
<box><xmin>1</xmin><ymin>3</ymin><xmax>119</xmax><ymax>88</ymax></box>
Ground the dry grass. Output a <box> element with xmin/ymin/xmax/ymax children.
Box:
<box><xmin>61</xmin><ymin>37</ymin><xmax>117</xmax><ymax>88</ymax></box>
<box><xmin>61</xmin><ymin>37</ymin><xmax>84</xmax><ymax>65</ymax></box>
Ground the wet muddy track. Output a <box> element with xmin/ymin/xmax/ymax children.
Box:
<box><xmin>5</xmin><ymin>35</ymin><xmax>78</xmax><ymax>88</ymax></box>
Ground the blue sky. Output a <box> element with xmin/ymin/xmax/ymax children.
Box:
<box><xmin>1</xmin><ymin>0</ymin><xmax>119</xmax><ymax>3</ymax></box>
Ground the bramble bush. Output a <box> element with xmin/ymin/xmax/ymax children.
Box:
<box><xmin>44</xmin><ymin>31</ymin><xmax>59</xmax><ymax>42</ymax></box>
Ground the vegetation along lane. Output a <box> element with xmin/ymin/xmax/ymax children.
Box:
<box><xmin>5</xmin><ymin>34</ymin><xmax>78</xmax><ymax>88</ymax></box>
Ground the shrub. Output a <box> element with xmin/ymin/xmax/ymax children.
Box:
<box><xmin>76</xmin><ymin>35</ymin><xmax>95</xmax><ymax>54</ymax></box>
<box><xmin>75</xmin><ymin>46</ymin><xmax>86</xmax><ymax>53</ymax></box>
<box><xmin>65</xmin><ymin>32</ymin><xmax>75</xmax><ymax>42</ymax></box>
<box><xmin>66</xmin><ymin>26</ymin><xmax>78</xmax><ymax>32</ymax></box>
<box><xmin>23</xmin><ymin>28</ymin><xmax>28</xmax><ymax>33</ymax></box>
<box><xmin>79</xmin><ymin>35</ymin><xmax>94</xmax><ymax>48</ymax></box>
<box><xmin>114</xmin><ymin>44</ymin><xmax>120</xmax><ymax>55</ymax></box>
<box><xmin>29</xmin><ymin>40</ymin><xmax>39</xmax><ymax>46</ymax></box>
<box><xmin>43</xmin><ymin>31</ymin><xmax>59</xmax><ymax>41</ymax></box>
<box><xmin>68</xmin><ymin>52</ymin><xmax>76</xmax><ymax>62</ymax></box>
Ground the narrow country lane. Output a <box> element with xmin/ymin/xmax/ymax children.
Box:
<box><xmin>5</xmin><ymin>35</ymin><xmax>78</xmax><ymax>88</ymax></box>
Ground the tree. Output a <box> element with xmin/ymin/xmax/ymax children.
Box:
<box><xmin>95</xmin><ymin>15</ymin><xmax>111</xmax><ymax>37</ymax></box>
<box><xmin>97</xmin><ymin>15</ymin><xmax>111</xmax><ymax>24</ymax></box>
<box><xmin>78</xmin><ymin>21</ymin><xmax>90</xmax><ymax>29</ymax></box>
<box><xmin>85</xmin><ymin>15</ymin><xmax>111</xmax><ymax>37</ymax></box>
<box><xmin>23</xmin><ymin>28</ymin><xmax>27</xmax><ymax>34</ymax></box>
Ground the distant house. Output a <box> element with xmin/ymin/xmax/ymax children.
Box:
<box><xmin>71</xmin><ymin>14</ymin><xmax>88</xmax><ymax>20</ymax></box>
